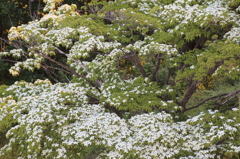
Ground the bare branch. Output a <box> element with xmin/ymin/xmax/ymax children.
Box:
<box><xmin>54</xmin><ymin>47</ymin><xmax>69</xmax><ymax>57</ymax></box>
<box><xmin>184</xmin><ymin>90</ymin><xmax>240</xmax><ymax>112</ymax></box>
<box><xmin>121</xmin><ymin>52</ymin><xmax>147</xmax><ymax>78</ymax></box>
<box><xmin>215</xmin><ymin>90</ymin><xmax>240</xmax><ymax>107</ymax></box>
<box><xmin>184</xmin><ymin>93</ymin><xmax>227</xmax><ymax>112</ymax></box>
<box><xmin>41</xmin><ymin>64</ymin><xmax>66</xmax><ymax>83</ymax></box>
<box><xmin>41</xmin><ymin>64</ymin><xmax>72</xmax><ymax>75</ymax></box>
<box><xmin>0</xmin><ymin>59</ymin><xmax>21</xmax><ymax>63</ymax></box>
<box><xmin>194</xmin><ymin>35</ymin><xmax>205</xmax><ymax>49</ymax></box>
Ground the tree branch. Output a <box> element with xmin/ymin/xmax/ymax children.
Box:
<box><xmin>55</xmin><ymin>47</ymin><xmax>103</xmax><ymax>86</ymax></box>
<box><xmin>215</xmin><ymin>90</ymin><xmax>240</xmax><ymax>108</ymax></box>
<box><xmin>180</xmin><ymin>60</ymin><xmax>224</xmax><ymax>111</ymax></box>
<box><xmin>0</xmin><ymin>59</ymin><xmax>21</xmax><ymax>63</ymax></box>
<box><xmin>164</xmin><ymin>66</ymin><xmax>171</xmax><ymax>85</ymax></box>
<box><xmin>41</xmin><ymin>64</ymin><xmax>68</xmax><ymax>83</ymax></box>
<box><xmin>39</xmin><ymin>51</ymin><xmax>100</xmax><ymax>89</ymax></box>
<box><xmin>132</xmin><ymin>52</ymin><xmax>147</xmax><ymax>78</ymax></box>
<box><xmin>121</xmin><ymin>52</ymin><xmax>147</xmax><ymax>78</ymax></box>
<box><xmin>184</xmin><ymin>93</ymin><xmax>227</xmax><ymax>112</ymax></box>
<box><xmin>194</xmin><ymin>35</ymin><xmax>205</xmax><ymax>49</ymax></box>
<box><xmin>180</xmin><ymin>80</ymin><xmax>200</xmax><ymax>111</ymax></box>
<box><xmin>150</xmin><ymin>53</ymin><xmax>162</xmax><ymax>82</ymax></box>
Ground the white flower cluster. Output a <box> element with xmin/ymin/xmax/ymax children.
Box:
<box><xmin>9</xmin><ymin>58</ymin><xmax>42</xmax><ymax>76</ymax></box>
<box><xmin>1</xmin><ymin>81</ymin><xmax>239</xmax><ymax>159</ymax></box>
<box><xmin>123</xmin><ymin>40</ymin><xmax>178</xmax><ymax>56</ymax></box>
<box><xmin>46</xmin><ymin>27</ymin><xmax>77</xmax><ymax>48</ymax></box>
<box><xmin>43</xmin><ymin>0</ymin><xmax>63</xmax><ymax>12</ymax></box>
<box><xmin>8</xmin><ymin>27</ymin><xmax>20</xmax><ymax>41</ymax></box>
<box><xmin>224</xmin><ymin>27</ymin><xmax>240</xmax><ymax>44</ymax></box>
<box><xmin>127</xmin><ymin>0</ymin><xmax>239</xmax><ymax>38</ymax></box>
<box><xmin>39</xmin><ymin>13</ymin><xmax>63</xmax><ymax>28</ymax></box>
<box><xmin>8</xmin><ymin>14</ymin><xmax>60</xmax><ymax>43</ymax></box>
<box><xmin>122</xmin><ymin>0</ymin><xmax>164</xmax><ymax>14</ymax></box>
<box><xmin>171</xmin><ymin>1</ymin><xmax>238</xmax><ymax>32</ymax></box>
<box><xmin>56</xmin><ymin>4</ymin><xmax>77</xmax><ymax>15</ymax></box>
<box><xmin>139</xmin><ymin>42</ymin><xmax>178</xmax><ymax>56</ymax></box>
<box><xmin>66</xmin><ymin>26</ymin><xmax>122</xmax><ymax>60</ymax></box>
<box><xmin>9</xmin><ymin>49</ymin><xmax>23</xmax><ymax>58</ymax></box>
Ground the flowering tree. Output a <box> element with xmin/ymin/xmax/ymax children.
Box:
<box><xmin>0</xmin><ymin>0</ymin><xmax>240</xmax><ymax>158</ymax></box>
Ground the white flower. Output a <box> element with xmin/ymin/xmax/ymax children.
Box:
<box><xmin>232</xmin><ymin>108</ymin><xmax>239</xmax><ymax>111</ymax></box>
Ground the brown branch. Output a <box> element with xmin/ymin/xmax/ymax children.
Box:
<box><xmin>132</xmin><ymin>52</ymin><xmax>147</xmax><ymax>78</ymax></box>
<box><xmin>39</xmin><ymin>51</ymin><xmax>99</xmax><ymax>89</ymax></box>
<box><xmin>180</xmin><ymin>64</ymin><xmax>187</xmax><ymax>72</ymax></box>
<box><xmin>54</xmin><ymin>47</ymin><xmax>69</xmax><ymax>57</ymax></box>
<box><xmin>55</xmin><ymin>47</ymin><xmax>103</xmax><ymax>86</ymax></box>
<box><xmin>41</xmin><ymin>64</ymin><xmax>68</xmax><ymax>83</ymax></box>
<box><xmin>194</xmin><ymin>35</ymin><xmax>205</xmax><ymax>49</ymax></box>
<box><xmin>184</xmin><ymin>93</ymin><xmax>227</xmax><ymax>112</ymax></box>
<box><xmin>87</xmin><ymin>95</ymin><xmax>100</xmax><ymax>104</ymax></box>
<box><xmin>55</xmin><ymin>47</ymin><xmax>88</xmax><ymax>72</ymax></box>
<box><xmin>180</xmin><ymin>80</ymin><xmax>200</xmax><ymax>111</ymax></box>
<box><xmin>150</xmin><ymin>54</ymin><xmax>162</xmax><ymax>81</ymax></box>
<box><xmin>180</xmin><ymin>61</ymin><xmax>224</xmax><ymax>111</ymax></box>
<box><xmin>220</xmin><ymin>90</ymin><xmax>240</xmax><ymax>100</ymax></box>
<box><xmin>41</xmin><ymin>64</ymin><xmax>72</xmax><ymax>74</ymax></box>
<box><xmin>216</xmin><ymin>90</ymin><xmax>240</xmax><ymax>107</ymax></box>
<box><xmin>216</xmin><ymin>138</ymin><xmax>227</xmax><ymax>145</ymax></box>
<box><xmin>183</xmin><ymin>89</ymin><xmax>239</xmax><ymax>113</ymax></box>
<box><xmin>0</xmin><ymin>59</ymin><xmax>21</xmax><ymax>63</ymax></box>
<box><xmin>164</xmin><ymin>66</ymin><xmax>171</xmax><ymax>85</ymax></box>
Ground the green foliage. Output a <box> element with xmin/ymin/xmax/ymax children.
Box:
<box><xmin>0</xmin><ymin>85</ymin><xmax>14</xmax><ymax>98</ymax></box>
<box><xmin>82</xmin><ymin>143</ymin><xmax>106</xmax><ymax>158</ymax></box>
<box><xmin>228</xmin><ymin>0</ymin><xmax>240</xmax><ymax>9</ymax></box>
<box><xmin>59</xmin><ymin>15</ymin><xmax>113</xmax><ymax>37</ymax></box>
<box><xmin>0</xmin><ymin>96</ymin><xmax>17</xmax><ymax>135</ymax></box>
<box><xmin>100</xmin><ymin>77</ymin><xmax>179</xmax><ymax>113</ymax></box>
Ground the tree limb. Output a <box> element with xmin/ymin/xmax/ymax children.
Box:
<box><xmin>41</xmin><ymin>64</ymin><xmax>68</xmax><ymax>83</ymax></box>
<box><xmin>184</xmin><ymin>93</ymin><xmax>227</xmax><ymax>112</ymax></box>
<box><xmin>0</xmin><ymin>59</ymin><xmax>21</xmax><ymax>63</ymax></box>
<box><xmin>215</xmin><ymin>90</ymin><xmax>240</xmax><ymax>108</ymax></box>
<box><xmin>39</xmin><ymin>51</ymin><xmax>100</xmax><ymax>90</ymax></box>
<box><xmin>132</xmin><ymin>52</ymin><xmax>147</xmax><ymax>78</ymax></box>
<box><xmin>164</xmin><ymin>66</ymin><xmax>171</xmax><ymax>85</ymax></box>
<box><xmin>180</xmin><ymin>61</ymin><xmax>224</xmax><ymax>111</ymax></box>
<box><xmin>150</xmin><ymin>53</ymin><xmax>162</xmax><ymax>82</ymax></box>
<box><xmin>55</xmin><ymin>47</ymin><xmax>103</xmax><ymax>86</ymax></box>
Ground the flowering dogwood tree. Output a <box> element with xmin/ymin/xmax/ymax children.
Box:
<box><xmin>0</xmin><ymin>0</ymin><xmax>240</xmax><ymax>158</ymax></box>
